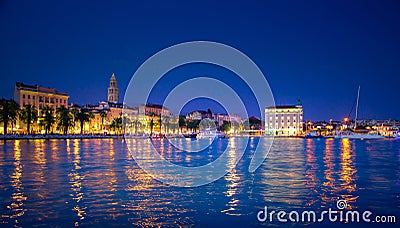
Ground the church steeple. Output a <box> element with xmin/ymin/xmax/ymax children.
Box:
<box><xmin>108</xmin><ymin>73</ymin><xmax>119</xmax><ymax>103</ymax></box>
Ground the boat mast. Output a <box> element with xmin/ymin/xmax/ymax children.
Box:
<box><xmin>354</xmin><ymin>85</ymin><xmax>360</xmax><ymax>129</ymax></box>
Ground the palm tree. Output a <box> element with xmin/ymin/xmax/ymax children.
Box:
<box><xmin>122</xmin><ymin>116</ymin><xmax>130</xmax><ymax>135</ymax></box>
<box><xmin>179</xmin><ymin>115</ymin><xmax>186</xmax><ymax>133</ymax></box>
<box><xmin>162</xmin><ymin>115</ymin><xmax>170</xmax><ymax>134</ymax></box>
<box><xmin>0</xmin><ymin>98</ymin><xmax>20</xmax><ymax>134</ymax></box>
<box><xmin>149</xmin><ymin>119</ymin><xmax>154</xmax><ymax>135</ymax></box>
<box><xmin>19</xmin><ymin>104</ymin><xmax>38</xmax><ymax>134</ymax></box>
<box><xmin>110</xmin><ymin>117</ymin><xmax>122</xmax><ymax>134</ymax></box>
<box><xmin>75</xmin><ymin>109</ymin><xmax>92</xmax><ymax>134</ymax></box>
<box><xmin>133</xmin><ymin>118</ymin><xmax>140</xmax><ymax>135</ymax></box>
<box><xmin>99</xmin><ymin>110</ymin><xmax>107</xmax><ymax>130</ymax></box>
<box><xmin>88</xmin><ymin>112</ymin><xmax>94</xmax><ymax>133</ymax></box>
<box><xmin>41</xmin><ymin>106</ymin><xmax>54</xmax><ymax>134</ymax></box>
<box><xmin>69</xmin><ymin>107</ymin><xmax>79</xmax><ymax>133</ymax></box>
<box><xmin>56</xmin><ymin>106</ymin><xmax>73</xmax><ymax>134</ymax></box>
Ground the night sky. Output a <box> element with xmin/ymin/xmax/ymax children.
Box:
<box><xmin>1</xmin><ymin>0</ymin><xmax>399</xmax><ymax>121</ymax></box>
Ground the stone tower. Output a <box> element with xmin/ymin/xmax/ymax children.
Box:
<box><xmin>107</xmin><ymin>73</ymin><xmax>119</xmax><ymax>103</ymax></box>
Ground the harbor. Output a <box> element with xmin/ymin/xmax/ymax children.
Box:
<box><xmin>0</xmin><ymin>137</ymin><xmax>398</xmax><ymax>227</ymax></box>
<box><xmin>1</xmin><ymin>1</ymin><xmax>399</xmax><ymax>227</ymax></box>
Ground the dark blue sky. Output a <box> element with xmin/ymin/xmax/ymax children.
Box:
<box><xmin>1</xmin><ymin>0</ymin><xmax>399</xmax><ymax>120</ymax></box>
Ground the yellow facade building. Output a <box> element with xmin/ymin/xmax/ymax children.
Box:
<box><xmin>13</xmin><ymin>82</ymin><xmax>69</xmax><ymax>133</ymax></box>
<box><xmin>265</xmin><ymin>100</ymin><xmax>303</xmax><ymax>136</ymax></box>
<box><xmin>14</xmin><ymin>82</ymin><xmax>69</xmax><ymax>112</ymax></box>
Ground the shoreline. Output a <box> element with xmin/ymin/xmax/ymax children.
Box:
<box><xmin>0</xmin><ymin>134</ymin><xmax>395</xmax><ymax>140</ymax></box>
<box><xmin>0</xmin><ymin>134</ymin><xmax>125</xmax><ymax>140</ymax></box>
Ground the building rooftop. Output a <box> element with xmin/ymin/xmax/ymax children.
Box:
<box><xmin>15</xmin><ymin>82</ymin><xmax>68</xmax><ymax>96</ymax></box>
<box><xmin>142</xmin><ymin>103</ymin><xmax>169</xmax><ymax>110</ymax></box>
<box><xmin>266</xmin><ymin>105</ymin><xmax>302</xmax><ymax>109</ymax></box>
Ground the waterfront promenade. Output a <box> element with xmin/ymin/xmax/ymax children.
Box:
<box><xmin>0</xmin><ymin>134</ymin><xmax>124</xmax><ymax>140</ymax></box>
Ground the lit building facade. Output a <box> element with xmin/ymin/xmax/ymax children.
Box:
<box><xmin>14</xmin><ymin>82</ymin><xmax>69</xmax><ymax>112</ymax></box>
<box><xmin>265</xmin><ymin>100</ymin><xmax>303</xmax><ymax>136</ymax></box>
<box><xmin>214</xmin><ymin>113</ymin><xmax>242</xmax><ymax>126</ymax></box>
<box><xmin>138</xmin><ymin>104</ymin><xmax>170</xmax><ymax>116</ymax></box>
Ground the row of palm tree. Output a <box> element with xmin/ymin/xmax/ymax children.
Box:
<box><xmin>0</xmin><ymin>98</ymin><xmax>20</xmax><ymax>134</ymax></box>
<box><xmin>0</xmin><ymin>98</ymin><xmax>108</xmax><ymax>135</ymax></box>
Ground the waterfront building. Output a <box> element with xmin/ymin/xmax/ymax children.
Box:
<box><xmin>13</xmin><ymin>82</ymin><xmax>69</xmax><ymax>133</ymax></box>
<box><xmin>108</xmin><ymin>73</ymin><xmax>119</xmax><ymax>103</ymax></box>
<box><xmin>376</xmin><ymin>125</ymin><xmax>399</xmax><ymax>137</ymax></box>
<box><xmin>138</xmin><ymin>103</ymin><xmax>170</xmax><ymax>116</ymax></box>
<box><xmin>186</xmin><ymin>110</ymin><xmax>213</xmax><ymax>120</ymax></box>
<box><xmin>81</xmin><ymin>101</ymin><xmax>124</xmax><ymax>134</ymax></box>
<box><xmin>214</xmin><ymin>113</ymin><xmax>242</xmax><ymax>127</ymax></box>
<box><xmin>265</xmin><ymin>100</ymin><xmax>303</xmax><ymax>136</ymax></box>
<box><xmin>14</xmin><ymin>82</ymin><xmax>69</xmax><ymax>112</ymax></box>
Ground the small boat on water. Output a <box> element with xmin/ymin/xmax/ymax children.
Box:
<box><xmin>335</xmin><ymin>86</ymin><xmax>384</xmax><ymax>140</ymax></box>
<box><xmin>334</xmin><ymin>130</ymin><xmax>385</xmax><ymax>139</ymax></box>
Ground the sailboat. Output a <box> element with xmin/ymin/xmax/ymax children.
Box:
<box><xmin>335</xmin><ymin>86</ymin><xmax>385</xmax><ymax>139</ymax></box>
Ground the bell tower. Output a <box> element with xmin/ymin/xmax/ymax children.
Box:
<box><xmin>107</xmin><ymin>73</ymin><xmax>119</xmax><ymax>103</ymax></box>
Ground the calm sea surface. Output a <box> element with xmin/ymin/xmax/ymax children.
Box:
<box><xmin>0</xmin><ymin>138</ymin><xmax>399</xmax><ymax>227</ymax></box>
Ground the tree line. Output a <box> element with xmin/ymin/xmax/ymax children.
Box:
<box><xmin>0</xmin><ymin>98</ymin><xmax>122</xmax><ymax>135</ymax></box>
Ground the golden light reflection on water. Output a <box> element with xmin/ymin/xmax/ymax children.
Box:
<box><xmin>259</xmin><ymin>139</ymin><xmax>307</xmax><ymax>207</ymax></box>
<box><xmin>31</xmin><ymin>140</ymin><xmax>48</xmax><ymax>204</ymax></box>
<box><xmin>6</xmin><ymin>140</ymin><xmax>27</xmax><ymax>225</ymax></box>
<box><xmin>125</xmin><ymin>139</ymin><xmax>154</xmax><ymax>191</ymax></box>
<box><xmin>0</xmin><ymin>138</ymin><xmax>396</xmax><ymax>226</ymax></box>
<box><xmin>68</xmin><ymin>139</ymin><xmax>86</xmax><ymax>225</ymax></box>
<box><xmin>221</xmin><ymin>139</ymin><xmax>242</xmax><ymax>216</ymax></box>
<box><xmin>339</xmin><ymin>138</ymin><xmax>358</xmax><ymax>209</ymax></box>
<box><xmin>124</xmin><ymin>138</ymin><xmax>195</xmax><ymax>227</ymax></box>
<box><xmin>320</xmin><ymin>138</ymin><xmax>336</xmax><ymax>206</ymax></box>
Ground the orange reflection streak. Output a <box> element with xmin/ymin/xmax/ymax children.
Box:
<box><xmin>124</xmin><ymin>138</ymin><xmax>191</xmax><ymax>227</ymax></box>
<box><xmin>6</xmin><ymin>140</ymin><xmax>27</xmax><ymax>223</ymax></box>
<box><xmin>124</xmin><ymin>139</ymin><xmax>157</xmax><ymax>227</ymax></box>
<box><xmin>66</xmin><ymin>139</ymin><xmax>71</xmax><ymax>155</ymax></box>
<box><xmin>107</xmin><ymin>139</ymin><xmax>117</xmax><ymax>192</ymax></box>
<box><xmin>109</xmin><ymin>138</ymin><xmax>115</xmax><ymax>157</ymax></box>
<box><xmin>221</xmin><ymin>139</ymin><xmax>242</xmax><ymax>216</ymax></box>
<box><xmin>33</xmin><ymin>140</ymin><xmax>46</xmax><ymax>165</ymax></box>
<box><xmin>50</xmin><ymin>140</ymin><xmax>60</xmax><ymax>162</ymax></box>
<box><xmin>320</xmin><ymin>138</ymin><xmax>336</xmax><ymax>206</ymax></box>
<box><xmin>68</xmin><ymin>139</ymin><xmax>86</xmax><ymax>225</ymax></box>
<box><xmin>125</xmin><ymin>139</ymin><xmax>154</xmax><ymax>191</ymax></box>
<box><xmin>32</xmin><ymin>140</ymin><xmax>47</xmax><ymax>198</ymax></box>
<box><xmin>339</xmin><ymin>139</ymin><xmax>358</xmax><ymax>209</ymax></box>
